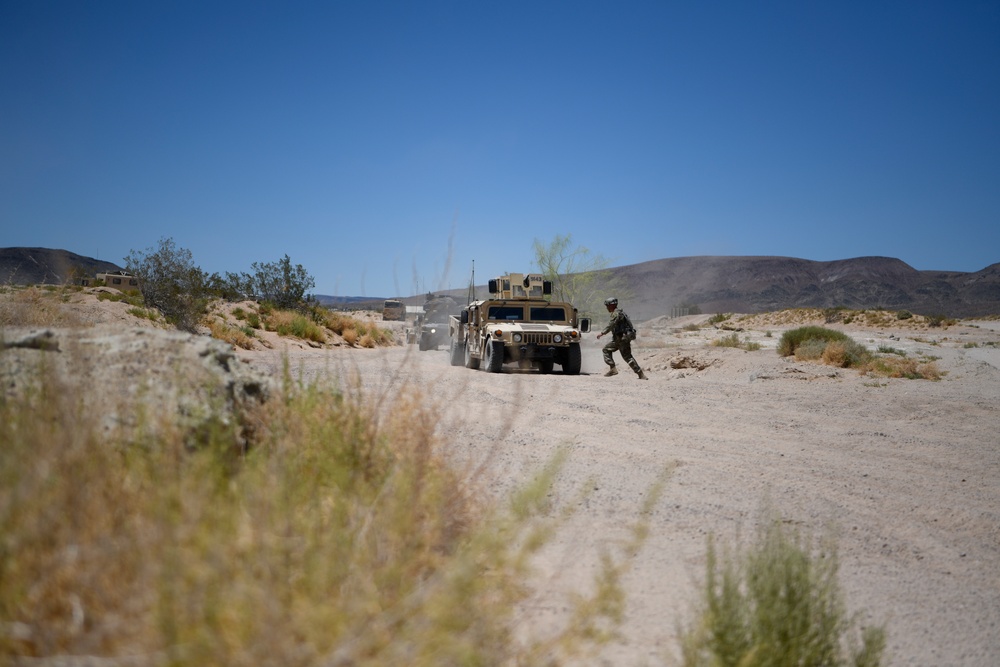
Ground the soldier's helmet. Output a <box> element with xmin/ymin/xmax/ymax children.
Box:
<box><xmin>604</xmin><ymin>297</ymin><xmax>618</xmax><ymax>307</ymax></box>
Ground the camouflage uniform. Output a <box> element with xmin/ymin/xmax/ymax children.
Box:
<box><xmin>601</xmin><ymin>309</ymin><xmax>644</xmax><ymax>376</ymax></box>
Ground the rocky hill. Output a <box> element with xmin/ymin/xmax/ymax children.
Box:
<box><xmin>613</xmin><ymin>255</ymin><xmax>1000</xmax><ymax>320</ymax></box>
<box><xmin>0</xmin><ymin>247</ymin><xmax>124</xmax><ymax>285</ymax></box>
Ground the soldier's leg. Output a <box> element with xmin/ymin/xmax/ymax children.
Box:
<box><xmin>602</xmin><ymin>339</ymin><xmax>620</xmax><ymax>375</ymax></box>
<box><xmin>619</xmin><ymin>340</ymin><xmax>645</xmax><ymax>376</ymax></box>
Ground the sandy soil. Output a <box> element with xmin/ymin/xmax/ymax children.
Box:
<box><xmin>234</xmin><ymin>314</ymin><xmax>1000</xmax><ymax>666</ymax></box>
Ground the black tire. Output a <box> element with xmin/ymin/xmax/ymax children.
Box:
<box><xmin>563</xmin><ymin>343</ymin><xmax>582</xmax><ymax>375</ymax></box>
<box><xmin>464</xmin><ymin>339</ymin><xmax>480</xmax><ymax>369</ymax></box>
<box><xmin>449</xmin><ymin>339</ymin><xmax>464</xmax><ymax>366</ymax></box>
<box><xmin>539</xmin><ymin>359</ymin><xmax>555</xmax><ymax>374</ymax></box>
<box><xmin>418</xmin><ymin>336</ymin><xmax>429</xmax><ymax>351</ymax></box>
<box><xmin>485</xmin><ymin>339</ymin><xmax>504</xmax><ymax>373</ymax></box>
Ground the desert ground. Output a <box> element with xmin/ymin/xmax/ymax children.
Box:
<box><xmin>232</xmin><ymin>311</ymin><xmax>1000</xmax><ymax>667</ymax></box>
<box><xmin>3</xmin><ymin>289</ymin><xmax>998</xmax><ymax>666</ymax></box>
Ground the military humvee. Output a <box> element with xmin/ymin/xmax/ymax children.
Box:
<box><xmin>449</xmin><ymin>273</ymin><xmax>590</xmax><ymax>374</ymax></box>
<box><xmin>382</xmin><ymin>299</ymin><xmax>405</xmax><ymax>321</ymax></box>
<box><xmin>415</xmin><ymin>294</ymin><xmax>460</xmax><ymax>351</ymax></box>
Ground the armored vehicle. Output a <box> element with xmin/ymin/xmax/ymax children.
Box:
<box><xmin>449</xmin><ymin>273</ymin><xmax>590</xmax><ymax>374</ymax></box>
<box><xmin>415</xmin><ymin>294</ymin><xmax>460</xmax><ymax>351</ymax></box>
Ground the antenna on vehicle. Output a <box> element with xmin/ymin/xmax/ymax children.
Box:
<box><xmin>467</xmin><ymin>260</ymin><xmax>476</xmax><ymax>305</ymax></box>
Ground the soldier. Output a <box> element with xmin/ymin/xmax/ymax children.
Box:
<box><xmin>596</xmin><ymin>297</ymin><xmax>648</xmax><ymax>379</ymax></box>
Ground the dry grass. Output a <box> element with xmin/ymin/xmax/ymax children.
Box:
<box><xmin>738</xmin><ymin>308</ymin><xmax>958</xmax><ymax>330</ymax></box>
<box><xmin>0</xmin><ymin>360</ymin><xmax>662</xmax><ymax>665</ymax></box>
<box><xmin>861</xmin><ymin>356</ymin><xmax>943</xmax><ymax>380</ymax></box>
<box><xmin>207</xmin><ymin>318</ymin><xmax>256</xmax><ymax>350</ymax></box>
<box><xmin>0</xmin><ymin>286</ymin><xmax>84</xmax><ymax>327</ymax></box>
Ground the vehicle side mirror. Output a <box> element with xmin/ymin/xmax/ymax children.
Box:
<box><xmin>460</xmin><ymin>310</ymin><xmax>469</xmax><ymax>324</ymax></box>
<box><xmin>488</xmin><ymin>279</ymin><xmax>498</xmax><ymax>295</ymax></box>
<box><xmin>579</xmin><ymin>318</ymin><xmax>591</xmax><ymax>333</ymax></box>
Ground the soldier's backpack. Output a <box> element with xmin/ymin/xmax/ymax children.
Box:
<box><xmin>618</xmin><ymin>311</ymin><xmax>637</xmax><ymax>342</ymax></box>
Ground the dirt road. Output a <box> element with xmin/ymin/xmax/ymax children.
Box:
<box><xmin>239</xmin><ymin>317</ymin><xmax>1000</xmax><ymax>666</ymax></box>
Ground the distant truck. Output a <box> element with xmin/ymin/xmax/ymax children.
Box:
<box><xmin>382</xmin><ymin>299</ymin><xmax>405</xmax><ymax>321</ymax></box>
<box><xmin>448</xmin><ymin>273</ymin><xmax>590</xmax><ymax>374</ymax></box>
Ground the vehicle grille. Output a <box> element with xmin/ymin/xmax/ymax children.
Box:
<box><xmin>522</xmin><ymin>332</ymin><xmax>556</xmax><ymax>345</ymax></box>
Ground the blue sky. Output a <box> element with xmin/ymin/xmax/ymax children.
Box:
<box><xmin>2</xmin><ymin>1</ymin><xmax>998</xmax><ymax>297</ymax></box>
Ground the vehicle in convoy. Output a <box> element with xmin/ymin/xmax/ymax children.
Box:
<box><xmin>382</xmin><ymin>299</ymin><xmax>405</xmax><ymax>321</ymax></box>
<box><xmin>448</xmin><ymin>273</ymin><xmax>590</xmax><ymax>374</ymax></box>
<box><xmin>412</xmin><ymin>294</ymin><xmax>460</xmax><ymax>351</ymax></box>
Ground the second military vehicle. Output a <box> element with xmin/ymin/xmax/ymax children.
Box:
<box><xmin>449</xmin><ymin>273</ymin><xmax>590</xmax><ymax>374</ymax></box>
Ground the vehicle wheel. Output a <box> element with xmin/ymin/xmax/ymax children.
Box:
<box><xmin>465</xmin><ymin>339</ymin><xmax>480</xmax><ymax>369</ymax></box>
<box><xmin>539</xmin><ymin>360</ymin><xmax>555</xmax><ymax>374</ymax></box>
<box><xmin>418</xmin><ymin>336</ymin><xmax>429</xmax><ymax>351</ymax></box>
<box><xmin>485</xmin><ymin>339</ymin><xmax>504</xmax><ymax>373</ymax></box>
<box><xmin>563</xmin><ymin>343</ymin><xmax>582</xmax><ymax>375</ymax></box>
<box><xmin>450</xmin><ymin>340</ymin><xmax>464</xmax><ymax>366</ymax></box>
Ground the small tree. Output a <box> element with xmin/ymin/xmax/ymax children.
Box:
<box><xmin>242</xmin><ymin>255</ymin><xmax>315</xmax><ymax>310</ymax></box>
<box><xmin>532</xmin><ymin>234</ymin><xmax>628</xmax><ymax>318</ymax></box>
<box><xmin>124</xmin><ymin>237</ymin><xmax>209</xmax><ymax>332</ymax></box>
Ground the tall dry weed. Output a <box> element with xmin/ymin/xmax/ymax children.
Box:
<box><xmin>0</xmin><ymin>286</ymin><xmax>83</xmax><ymax>327</ymax></box>
<box><xmin>0</xmin><ymin>359</ymin><xmax>657</xmax><ymax>664</ymax></box>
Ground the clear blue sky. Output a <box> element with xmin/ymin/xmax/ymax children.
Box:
<box><xmin>2</xmin><ymin>1</ymin><xmax>998</xmax><ymax>297</ymax></box>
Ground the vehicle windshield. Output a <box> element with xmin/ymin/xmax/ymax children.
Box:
<box><xmin>487</xmin><ymin>306</ymin><xmax>524</xmax><ymax>321</ymax></box>
<box><xmin>529</xmin><ymin>306</ymin><xmax>567</xmax><ymax>322</ymax></box>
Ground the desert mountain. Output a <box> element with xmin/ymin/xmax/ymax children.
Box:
<box><xmin>611</xmin><ymin>255</ymin><xmax>1000</xmax><ymax>320</ymax></box>
<box><xmin>0</xmin><ymin>247</ymin><xmax>124</xmax><ymax>286</ymax></box>
<box><xmin>3</xmin><ymin>248</ymin><xmax>998</xmax><ymax>319</ymax></box>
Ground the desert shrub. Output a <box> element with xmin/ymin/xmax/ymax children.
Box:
<box><xmin>97</xmin><ymin>289</ymin><xmax>144</xmax><ymax>307</ymax></box>
<box><xmin>341</xmin><ymin>327</ymin><xmax>359</xmax><ymax>346</ymax></box>
<box><xmin>713</xmin><ymin>333</ymin><xmax>741</xmax><ymax>348</ymax></box>
<box><xmin>712</xmin><ymin>334</ymin><xmax>761</xmax><ymax>351</ymax></box>
<box><xmin>680</xmin><ymin>517</ymin><xmax>886</xmax><ymax>667</ymax></box>
<box><xmin>708</xmin><ymin>313</ymin><xmax>731</xmax><ymax>325</ymax></box>
<box><xmin>794</xmin><ymin>338</ymin><xmax>829</xmax><ymax>361</ymax></box>
<box><xmin>877</xmin><ymin>344</ymin><xmax>906</xmax><ymax>356</ymax></box>
<box><xmin>778</xmin><ymin>326</ymin><xmax>848</xmax><ymax>357</ymax></box>
<box><xmin>822</xmin><ymin>339</ymin><xmax>873</xmax><ymax>368</ymax></box>
<box><xmin>896</xmin><ymin>310</ymin><xmax>913</xmax><ymax>320</ymax></box>
<box><xmin>862</xmin><ymin>356</ymin><xmax>942</xmax><ymax>380</ymax></box>
<box><xmin>126</xmin><ymin>306</ymin><xmax>160</xmax><ymax>322</ymax></box>
<box><xmin>125</xmin><ymin>237</ymin><xmax>211</xmax><ymax>332</ymax></box>
<box><xmin>264</xmin><ymin>309</ymin><xmax>326</xmax><ymax>343</ymax></box>
<box><xmin>208</xmin><ymin>319</ymin><xmax>256</xmax><ymax>350</ymax></box>
<box><xmin>823</xmin><ymin>307</ymin><xmax>846</xmax><ymax>323</ymax></box>
<box><xmin>0</xmin><ymin>361</ymin><xmax>662</xmax><ymax>664</ymax></box>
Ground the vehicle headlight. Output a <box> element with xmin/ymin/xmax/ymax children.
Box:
<box><xmin>429</xmin><ymin>328</ymin><xmax>436</xmax><ymax>334</ymax></box>
<box><xmin>513</xmin><ymin>333</ymin><xmax>522</xmax><ymax>342</ymax></box>
<box><xmin>553</xmin><ymin>334</ymin><xmax>563</xmax><ymax>343</ymax></box>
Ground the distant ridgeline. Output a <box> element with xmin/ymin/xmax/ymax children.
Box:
<box><xmin>4</xmin><ymin>248</ymin><xmax>998</xmax><ymax>318</ymax></box>
<box><xmin>0</xmin><ymin>248</ymin><xmax>124</xmax><ymax>286</ymax></box>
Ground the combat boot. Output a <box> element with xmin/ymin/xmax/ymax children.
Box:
<box><xmin>637</xmin><ymin>369</ymin><xmax>648</xmax><ymax>380</ymax></box>
<box><xmin>604</xmin><ymin>366</ymin><xmax>619</xmax><ymax>377</ymax></box>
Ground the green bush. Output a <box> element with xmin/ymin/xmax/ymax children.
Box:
<box><xmin>681</xmin><ymin>517</ymin><xmax>886</xmax><ymax>667</ymax></box>
<box><xmin>777</xmin><ymin>326</ymin><xmax>849</xmax><ymax>357</ymax></box>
